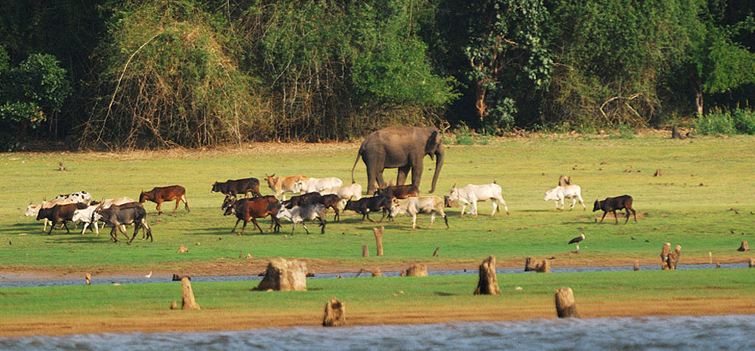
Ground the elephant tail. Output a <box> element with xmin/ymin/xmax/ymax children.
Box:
<box><xmin>351</xmin><ymin>146</ymin><xmax>363</xmax><ymax>184</ymax></box>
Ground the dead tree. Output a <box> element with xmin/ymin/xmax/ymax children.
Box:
<box><xmin>474</xmin><ymin>255</ymin><xmax>500</xmax><ymax>295</ymax></box>
<box><xmin>558</xmin><ymin>175</ymin><xmax>572</xmax><ymax>186</ymax></box>
<box><xmin>362</xmin><ymin>244</ymin><xmax>369</xmax><ymax>257</ymax></box>
<box><xmin>555</xmin><ymin>287</ymin><xmax>580</xmax><ymax>318</ymax></box>
<box><xmin>662</xmin><ymin>243</ymin><xmax>682</xmax><ymax>270</ymax></box>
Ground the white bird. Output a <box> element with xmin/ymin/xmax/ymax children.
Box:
<box><xmin>569</xmin><ymin>233</ymin><xmax>585</xmax><ymax>251</ymax></box>
<box><xmin>145</xmin><ymin>271</ymin><xmax>153</xmax><ymax>279</ymax></box>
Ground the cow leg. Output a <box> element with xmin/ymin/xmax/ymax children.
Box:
<box><xmin>569</xmin><ymin>198</ymin><xmax>577</xmax><ymax>210</ymax></box>
<box><xmin>81</xmin><ymin>222</ymin><xmax>89</xmax><ymax>235</ymax></box>
<box><xmin>443</xmin><ymin>212</ymin><xmax>449</xmax><ymax>229</ymax></box>
<box><xmin>47</xmin><ymin>221</ymin><xmax>56</xmax><ymax>235</ymax></box>
<box><xmin>156</xmin><ymin>201</ymin><xmax>163</xmax><ymax>215</ymax></box>
<box><xmin>460</xmin><ymin>203</ymin><xmax>467</xmax><ymax>217</ymax></box>
<box><xmin>273</xmin><ymin>216</ymin><xmax>281</xmax><ymax>233</ymax></box>
<box><xmin>110</xmin><ymin>226</ymin><xmax>118</xmax><ymax>242</ymax></box>
<box><xmin>612</xmin><ymin>210</ymin><xmax>619</xmax><ymax>224</ymax></box>
<box><xmin>232</xmin><ymin>218</ymin><xmax>242</xmax><ymax>233</ymax></box>
<box><xmin>599</xmin><ymin>211</ymin><xmax>607</xmax><ymax>224</ymax></box>
<box><xmin>173</xmin><ymin>199</ymin><xmax>180</xmax><ymax>213</ymax></box>
<box><xmin>578</xmin><ymin>195</ymin><xmax>586</xmax><ymax>210</ymax></box>
<box><xmin>631</xmin><ymin>208</ymin><xmax>637</xmax><ymax>223</ymax></box>
<box><xmin>490</xmin><ymin>200</ymin><xmax>497</xmax><ymax>216</ymax></box>
<box><xmin>239</xmin><ymin>219</ymin><xmax>249</xmax><ymax>235</ymax></box>
<box><xmin>129</xmin><ymin>223</ymin><xmax>140</xmax><ymax>244</ymax></box>
<box><xmin>251</xmin><ymin>218</ymin><xmax>264</xmax><ymax>234</ymax></box>
<box><xmin>300</xmin><ymin>222</ymin><xmax>310</xmax><ymax>235</ymax></box>
<box><xmin>427</xmin><ymin>213</ymin><xmax>436</xmax><ymax>229</ymax></box>
<box><xmin>142</xmin><ymin>220</ymin><xmax>153</xmax><ymax>242</ymax></box>
<box><xmin>62</xmin><ymin>221</ymin><xmax>71</xmax><ymax>234</ymax></box>
<box><xmin>412</xmin><ymin>213</ymin><xmax>418</xmax><ymax>230</ymax></box>
<box><xmin>377</xmin><ymin>209</ymin><xmax>387</xmax><ymax>223</ymax></box>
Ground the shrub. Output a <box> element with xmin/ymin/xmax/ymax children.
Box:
<box><xmin>694</xmin><ymin>110</ymin><xmax>736</xmax><ymax>135</ymax></box>
<box><xmin>731</xmin><ymin>109</ymin><xmax>755</xmax><ymax>135</ymax></box>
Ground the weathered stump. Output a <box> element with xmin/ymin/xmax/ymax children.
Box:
<box><xmin>633</xmin><ymin>260</ymin><xmax>640</xmax><ymax>271</ymax></box>
<box><xmin>86</xmin><ymin>273</ymin><xmax>91</xmax><ymax>285</ymax></box>
<box><xmin>672</xmin><ymin>126</ymin><xmax>685</xmax><ymax>140</ymax></box>
<box><xmin>555</xmin><ymin>287</ymin><xmax>580</xmax><ymax>318</ymax></box>
<box><xmin>170</xmin><ymin>301</ymin><xmax>179</xmax><ymax>310</ymax></box>
<box><xmin>661</xmin><ymin>242</ymin><xmax>672</xmax><ymax>270</ymax></box>
<box><xmin>362</xmin><ymin>244</ymin><xmax>369</xmax><ymax>257</ymax></box>
<box><xmin>404</xmin><ymin>263</ymin><xmax>428</xmax><ymax>277</ymax></box>
<box><xmin>474</xmin><ymin>255</ymin><xmax>500</xmax><ymax>295</ymax></box>
<box><xmin>254</xmin><ymin>258</ymin><xmax>308</xmax><ymax>291</ymax></box>
<box><xmin>177</xmin><ymin>244</ymin><xmax>188</xmax><ymax>253</ymax></box>
<box><xmin>433</xmin><ymin>246</ymin><xmax>440</xmax><ymax>257</ymax></box>
<box><xmin>667</xmin><ymin>245</ymin><xmax>682</xmax><ymax>270</ymax></box>
<box><xmin>738</xmin><ymin>241</ymin><xmax>750</xmax><ymax>252</ymax></box>
<box><xmin>181</xmin><ymin>277</ymin><xmax>200</xmax><ymax>310</ymax></box>
<box><xmin>372</xmin><ymin>227</ymin><xmax>384</xmax><ymax>256</ymax></box>
<box><xmin>322</xmin><ymin>297</ymin><xmax>346</xmax><ymax>327</ymax></box>
<box><xmin>524</xmin><ymin>257</ymin><xmax>550</xmax><ymax>273</ymax></box>
<box><xmin>654</xmin><ymin>169</ymin><xmax>662</xmax><ymax>177</ymax></box>
<box><xmin>372</xmin><ymin>268</ymin><xmax>382</xmax><ymax>277</ymax></box>
<box><xmin>749</xmin><ymin>258</ymin><xmax>754</xmax><ymax>268</ymax></box>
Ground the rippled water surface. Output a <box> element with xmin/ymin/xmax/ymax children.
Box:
<box><xmin>2</xmin><ymin>315</ymin><xmax>754</xmax><ymax>351</ymax></box>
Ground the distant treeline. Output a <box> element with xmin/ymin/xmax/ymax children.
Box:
<box><xmin>1</xmin><ymin>0</ymin><xmax>753</xmax><ymax>149</ymax></box>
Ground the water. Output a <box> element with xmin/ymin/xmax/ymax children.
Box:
<box><xmin>1</xmin><ymin>315</ymin><xmax>754</xmax><ymax>350</ymax></box>
<box><xmin>0</xmin><ymin>263</ymin><xmax>750</xmax><ymax>288</ymax></box>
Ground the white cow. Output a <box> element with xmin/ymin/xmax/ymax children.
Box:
<box><xmin>448</xmin><ymin>182</ymin><xmax>509</xmax><ymax>216</ymax></box>
<box><xmin>544</xmin><ymin>184</ymin><xmax>585</xmax><ymax>211</ymax></box>
<box><xmin>334</xmin><ymin>182</ymin><xmax>363</xmax><ymax>209</ymax></box>
<box><xmin>390</xmin><ymin>196</ymin><xmax>448</xmax><ymax>230</ymax></box>
<box><xmin>295</xmin><ymin>177</ymin><xmax>344</xmax><ymax>194</ymax></box>
<box><xmin>53</xmin><ymin>191</ymin><xmax>92</xmax><ymax>205</ymax></box>
<box><xmin>277</xmin><ymin>204</ymin><xmax>327</xmax><ymax>235</ymax></box>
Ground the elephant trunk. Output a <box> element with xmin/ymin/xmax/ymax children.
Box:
<box><xmin>429</xmin><ymin>148</ymin><xmax>444</xmax><ymax>193</ymax></box>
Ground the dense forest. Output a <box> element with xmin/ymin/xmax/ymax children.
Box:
<box><xmin>0</xmin><ymin>0</ymin><xmax>753</xmax><ymax>149</ymax></box>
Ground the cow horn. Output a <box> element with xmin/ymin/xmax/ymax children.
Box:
<box><xmin>452</xmin><ymin>183</ymin><xmax>456</xmax><ymax>189</ymax></box>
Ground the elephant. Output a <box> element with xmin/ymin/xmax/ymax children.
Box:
<box><xmin>351</xmin><ymin>126</ymin><xmax>445</xmax><ymax>195</ymax></box>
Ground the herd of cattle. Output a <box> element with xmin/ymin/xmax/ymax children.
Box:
<box><xmin>24</xmin><ymin>173</ymin><xmax>637</xmax><ymax>244</ymax></box>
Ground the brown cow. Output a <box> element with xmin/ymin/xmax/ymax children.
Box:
<box><xmin>374</xmin><ymin>184</ymin><xmax>420</xmax><ymax>200</ymax></box>
<box><xmin>223</xmin><ymin>195</ymin><xmax>281</xmax><ymax>235</ymax></box>
<box><xmin>139</xmin><ymin>185</ymin><xmax>190</xmax><ymax>215</ymax></box>
<box><xmin>265</xmin><ymin>174</ymin><xmax>308</xmax><ymax>201</ymax></box>
<box><xmin>36</xmin><ymin>202</ymin><xmax>89</xmax><ymax>235</ymax></box>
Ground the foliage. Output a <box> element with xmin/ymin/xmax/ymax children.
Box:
<box><xmin>731</xmin><ymin>108</ymin><xmax>755</xmax><ymax>134</ymax></box>
<box><xmin>82</xmin><ymin>0</ymin><xmax>267</xmax><ymax>148</ymax></box>
<box><xmin>0</xmin><ymin>52</ymin><xmax>71</xmax><ymax>149</ymax></box>
<box><xmin>461</xmin><ymin>0</ymin><xmax>552</xmax><ymax>134</ymax></box>
<box><xmin>694</xmin><ymin>108</ymin><xmax>737</xmax><ymax>135</ymax></box>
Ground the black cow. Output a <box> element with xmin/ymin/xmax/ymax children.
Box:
<box><xmin>344</xmin><ymin>195</ymin><xmax>391</xmax><ymax>223</ymax></box>
<box><xmin>285</xmin><ymin>192</ymin><xmax>341</xmax><ymax>222</ymax></box>
<box><xmin>36</xmin><ymin>202</ymin><xmax>88</xmax><ymax>235</ymax></box>
<box><xmin>593</xmin><ymin>195</ymin><xmax>637</xmax><ymax>224</ymax></box>
<box><xmin>96</xmin><ymin>202</ymin><xmax>152</xmax><ymax>243</ymax></box>
<box><xmin>212</xmin><ymin>178</ymin><xmax>261</xmax><ymax>198</ymax></box>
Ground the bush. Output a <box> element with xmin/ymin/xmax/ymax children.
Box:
<box><xmin>694</xmin><ymin>110</ymin><xmax>737</xmax><ymax>135</ymax></box>
<box><xmin>731</xmin><ymin>109</ymin><xmax>755</xmax><ymax>135</ymax></box>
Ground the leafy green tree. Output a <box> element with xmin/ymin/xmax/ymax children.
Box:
<box><xmin>0</xmin><ymin>51</ymin><xmax>71</xmax><ymax>148</ymax></box>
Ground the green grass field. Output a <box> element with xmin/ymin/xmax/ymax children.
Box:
<box><xmin>1</xmin><ymin>133</ymin><xmax>754</xmax><ymax>272</ymax></box>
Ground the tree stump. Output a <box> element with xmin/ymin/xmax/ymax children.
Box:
<box><xmin>738</xmin><ymin>241</ymin><xmax>750</xmax><ymax>252</ymax></box>
<box><xmin>322</xmin><ymin>297</ymin><xmax>346</xmax><ymax>327</ymax></box>
<box><xmin>661</xmin><ymin>242</ymin><xmax>672</xmax><ymax>270</ymax></box>
<box><xmin>85</xmin><ymin>273</ymin><xmax>91</xmax><ymax>285</ymax></box>
<box><xmin>372</xmin><ymin>227</ymin><xmax>384</xmax><ymax>257</ymax></box>
<box><xmin>433</xmin><ymin>246</ymin><xmax>440</xmax><ymax>257</ymax></box>
<box><xmin>749</xmin><ymin>258</ymin><xmax>754</xmax><ymax>268</ymax></box>
<box><xmin>362</xmin><ymin>244</ymin><xmax>369</xmax><ymax>257</ymax></box>
<box><xmin>181</xmin><ymin>277</ymin><xmax>200</xmax><ymax>310</ymax></box>
<box><xmin>667</xmin><ymin>245</ymin><xmax>682</xmax><ymax>270</ymax></box>
<box><xmin>474</xmin><ymin>255</ymin><xmax>500</xmax><ymax>295</ymax></box>
<box><xmin>404</xmin><ymin>263</ymin><xmax>428</xmax><ymax>277</ymax></box>
<box><xmin>524</xmin><ymin>256</ymin><xmax>550</xmax><ymax>273</ymax></box>
<box><xmin>633</xmin><ymin>260</ymin><xmax>640</xmax><ymax>271</ymax></box>
<box><xmin>372</xmin><ymin>268</ymin><xmax>382</xmax><ymax>277</ymax></box>
<box><xmin>177</xmin><ymin>244</ymin><xmax>188</xmax><ymax>253</ymax></box>
<box><xmin>170</xmin><ymin>301</ymin><xmax>178</xmax><ymax>310</ymax></box>
<box><xmin>555</xmin><ymin>287</ymin><xmax>580</xmax><ymax>318</ymax></box>
<box><xmin>254</xmin><ymin>258</ymin><xmax>308</xmax><ymax>291</ymax></box>
<box><xmin>672</xmin><ymin>126</ymin><xmax>685</xmax><ymax>140</ymax></box>
<box><xmin>654</xmin><ymin>169</ymin><xmax>662</xmax><ymax>177</ymax></box>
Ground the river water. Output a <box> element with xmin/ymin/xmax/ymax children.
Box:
<box><xmin>0</xmin><ymin>263</ymin><xmax>750</xmax><ymax>288</ymax></box>
<box><xmin>1</xmin><ymin>314</ymin><xmax>753</xmax><ymax>350</ymax></box>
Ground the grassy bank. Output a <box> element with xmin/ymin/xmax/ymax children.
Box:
<box><xmin>1</xmin><ymin>134</ymin><xmax>754</xmax><ymax>274</ymax></box>
<box><xmin>1</xmin><ymin>268</ymin><xmax>754</xmax><ymax>336</ymax></box>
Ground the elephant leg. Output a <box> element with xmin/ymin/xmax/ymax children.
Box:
<box><xmin>397</xmin><ymin>165</ymin><xmax>411</xmax><ymax>186</ymax></box>
<box><xmin>410</xmin><ymin>161</ymin><xmax>423</xmax><ymax>187</ymax></box>
<box><xmin>376</xmin><ymin>171</ymin><xmax>387</xmax><ymax>191</ymax></box>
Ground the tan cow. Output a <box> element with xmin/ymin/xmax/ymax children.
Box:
<box><xmin>265</xmin><ymin>174</ymin><xmax>308</xmax><ymax>201</ymax></box>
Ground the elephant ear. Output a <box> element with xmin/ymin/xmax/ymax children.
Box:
<box><xmin>425</xmin><ymin>130</ymin><xmax>441</xmax><ymax>156</ymax></box>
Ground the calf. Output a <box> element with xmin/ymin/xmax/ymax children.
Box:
<box><xmin>448</xmin><ymin>181</ymin><xmax>509</xmax><ymax>216</ymax></box>
<box><xmin>593</xmin><ymin>195</ymin><xmax>637</xmax><ymax>224</ymax></box>
<box><xmin>212</xmin><ymin>177</ymin><xmax>261</xmax><ymax>198</ymax></box>
<box><xmin>277</xmin><ymin>204</ymin><xmax>327</xmax><ymax>235</ymax></box>
<box><xmin>36</xmin><ymin>202</ymin><xmax>89</xmax><ymax>235</ymax></box>
<box><xmin>265</xmin><ymin>174</ymin><xmax>308</xmax><ymax>201</ymax></box>
<box><xmin>295</xmin><ymin>177</ymin><xmax>343</xmax><ymax>194</ymax></box>
<box><xmin>544</xmin><ymin>185</ymin><xmax>585</xmax><ymax>211</ymax></box>
<box><xmin>139</xmin><ymin>185</ymin><xmax>190</xmax><ymax>214</ymax></box>
<box><xmin>390</xmin><ymin>196</ymin><xmax>449</xmax><ymax>230</ymax></box>
<box><xmin>96</xmin><ymin>202</ymin><xmax>152</xmax><ymax>243</ymax></box>
<box><xmin>343</xmin><ymin>195</ymin><xmax>391</xmax><ymax>223</ymax></box>
<box><xmin>223</xmin><ymin>196</ymin><xmax>281</xmax><ymax>235</ymax></box>
<box><xmin>374</xmin><ymin>184</ymin><xmax>419</xmax><ymax>200</ymax></box>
